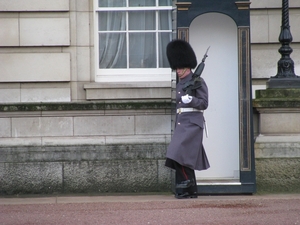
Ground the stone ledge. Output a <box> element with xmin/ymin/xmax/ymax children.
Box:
<box><xmin>0</xmin><ymin>143</ymin><xmax>167</xmax><ymax>163</ymax></box>
<box><xmin>0</xmin><ymin>101</ymin><xmax>171</xmax><ymax>112</ymax></box>
<box><xmin>84</xmin><ymin>82</ymin><xmax>171</xmax><ymax>101</ymax></box>
<box><xmin>255</xmin><ymin>89</ymin><xmax>300</xmax><ymax>98</ymax></box>
<box><xmin>0</xmin><ymin>135</ymin><xmax>171</xmax><ymax>147</ymax></box>
<box><xmin>253</xmin><ymin>89</ymin><xmax>300</xmax><ymax>108</ymax></box>
<box><xmin>253</xmin><ymin>100</ymin><xmax>300</xmax><ymax>108</ymax></box>
<box><xmin>84</xmin><ymin>81</ymin><xmax>171</xmax><ymax>89</ymax></box>
<box><xmin>255</xmin><ymin>135</ymin><xmax>300</xmax><ymax>158</ymax></box>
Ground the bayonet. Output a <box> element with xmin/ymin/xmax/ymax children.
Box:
<box><xmin>193</xmin><ymin>46</ymin><xmax>210</xmax><ymax>77</ymax></box>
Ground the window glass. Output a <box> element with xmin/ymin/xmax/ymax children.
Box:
<box><xmin>96</xmin><ymin>0</ymin><xmax>173</xmax><ymax>71</ymax></box>
<box><xmin>129</xmin><ymin>33</ymin><xmax>156</xmax><ymax>68</ymax></box>
<box><xmin>159</xmin><ymin>0</ymin><xmax>172</xmax><ymax>6</ymax></box>
<box><xmin>129</xmin><ymin>0</ymin><xmax>155</xmax><ymax>7</ymax></box>
<box><xmin>99</xmin><ymin>33</ymin><xmax>127</xmax><ymax>68</ymax></box>
<box><xmin>98</xmin><ymin>0</ymin><xmax>125</xmax><ymax>7</ymax></box>
<box><xmin>159</xmin><ymin>32</ymin><xmax>172</xmax><ymax>67</ymax></box>
<box><xmin>99</xmin><ymin>12</ymin><xmax>126</xmax><ymax>31</ymax></box>
<box><xmin>129</xmin><ymin>11</ymin><xmax>155</xmax><ymax>30</ymax></box>
<box><xmin>158</xmin><ymin>11</ymin><xmax>171</xmax><ymax>30</ymax></box>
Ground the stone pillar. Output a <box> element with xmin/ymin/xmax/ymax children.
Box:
<box><xmin>253</xmin><ymin>89</ymin><xmax>300</xmax><ymax>193</ymax></box>
<box><xmin>253</xmin><ymin>0</ymin><xmax>300</xmax><ymax>193</ymax></box>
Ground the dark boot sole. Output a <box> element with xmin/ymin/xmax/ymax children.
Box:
<box><xmin>175</xmin><ymin>193</ymin><xmax>198</xmax><ymax>199</ymax></box>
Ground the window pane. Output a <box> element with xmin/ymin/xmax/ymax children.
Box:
<box><xmin>99</xmin><ymin>12</ymin><xmax>126</xmax><ymax>31</ymax></box>
<box><xmin>158</xmin><ymin>11</ymin><xmax>172</xmax><ymax>30</ymax></box>
<box><xmin>129</xmin><ymin>0</ymin><xmax>155</xmax><ymax>7</ymax></box>
<box><xmin>129</xmin><ymin>33</ymin><xmax>156</xmax><ymax>68</ymax></box>
<box><xmin>159</xmin><ymin>0</ymin><xmax>172</xmax><ymax>6</ymax></box>
<box><xmin>159</xmin><ymin>32</ymin><xmax>172</xmax><ymax>68</ymax></box>
<box><xmin>98</xmin><ymin>0</ymin><xmax>125</xmax><ymax>7</ymax></box>
<box><xmin>129</xmin><ymin>11</ymin><xmax>155</xmax><ymax>30</ymax></box>
<box><xmin>99</xmin><ymin>33</ymin><xmax>127</xmax><ymax>68</ymax></box>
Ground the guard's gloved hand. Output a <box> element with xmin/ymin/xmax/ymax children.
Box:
<box><xmin>181</xmin><ymin>94</ymin><xmax>192</xmax><ymax>104</ymax></box>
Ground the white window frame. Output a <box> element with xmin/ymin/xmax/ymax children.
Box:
<box><xmin>94</xmin><ymin>1</ymin><xmax>174</xmax><ymax>82</ymax></box>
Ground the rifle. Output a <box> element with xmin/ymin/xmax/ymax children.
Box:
<box><xmin>183</xmin><ymin>46</ymin><xmax>210</xmax><ymax>95</ymax></box>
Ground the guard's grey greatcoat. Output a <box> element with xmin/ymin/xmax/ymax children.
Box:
<box><xmin>166</xmin><ymin>72</ymin><xmax>210</xmax><ymax>171</ymax></box>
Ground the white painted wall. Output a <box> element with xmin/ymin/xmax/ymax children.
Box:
<box><xmin>190</xmin><ymin>13</ymin><xmax>240</xmax><ymax>180</ymax></box>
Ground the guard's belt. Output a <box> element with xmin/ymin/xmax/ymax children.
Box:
<box><xmin>177</xmin><ymin>108</ymin><xmax>203</xmax><ymax>114</ymax></box>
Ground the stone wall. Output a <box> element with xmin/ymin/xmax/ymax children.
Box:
<box><xmin>0</xmin><ymin>102</ymin><xmax>172</xmax><ymax>195</ymax></box>
<box><xmin>255</xmin><ymin>136</ymin><xmax>300</xmax><ymax>193</ymax></box>
<box><xmin>0</xmin><ymin>0</ymin><xmax>93</xmax><ymax>102</ymax></box>
<box><xmin>1</xmin><ymin>144</ymin><xmax>170</xmax><ymax>194</ymax></box>
<box><xmin>253</xmin><ymin>90</ymin><xmax>300</xmax><ymax>193</ymax></box>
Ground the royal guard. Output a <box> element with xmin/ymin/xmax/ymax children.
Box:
<box><xmin>165</xmin><ymin>39</ymin><xmax>210</xmax><ymax>199</ymax></box>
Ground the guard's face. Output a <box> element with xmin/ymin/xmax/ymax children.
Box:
<box><xmin>176</xmin><ymin>68</ymin><xmax>190</xmax><ymax>79</ymax></box>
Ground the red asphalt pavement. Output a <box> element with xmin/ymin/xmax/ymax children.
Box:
<box><xmin>0</xmin><ymin>193</ymin><xmax>300</xmax><ymax>225</ymax></box>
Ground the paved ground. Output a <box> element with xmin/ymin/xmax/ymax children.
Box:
<box><xmin>0</xmin><ymin>193</ymin><xmax>300</xmax><ymax>225</ymax></box>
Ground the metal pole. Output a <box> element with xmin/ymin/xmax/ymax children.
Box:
<box><xmin>267</xmin><ymin>0</ymin><xmax>300</xmax><ymax>88</ymax></box>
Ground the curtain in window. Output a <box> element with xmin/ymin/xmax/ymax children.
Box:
<box><xmin>98</xmin><ymin>0</ymin><xmax>172</xmax><ymax>69</ymax></box>
<box><xmin>99</xmin><ymin>12</ymin><xmax>126</xmax><ymax>68</ymax></box>
<box><xmin>129</xmin><ymin>0</ymin><xmax>155</xmax><ymax>6</ymax></box>
<box><xmin>98</xmin><ymin>0</ymin><xmax>125</xmax><ymax>7</ymax></box>
<box><xmin>158</xmin><ymin>10</ymin><xmax>172</xmax><ymax>68</ymax></box>
<box><xmin>128</xmin><ymin>10</ymin><xmax>156</xmax><ymax>68</ymax></box>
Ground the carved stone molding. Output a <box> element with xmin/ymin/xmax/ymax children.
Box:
<box><xmin>235</xmin><ymin>1</ymin><xmax>251</xmax><ymax>10</ymax></box>
<box><xmin>176</xmin><ymin>2</ymin><xmax>192</xmax><ymax>11</ymax></box>
<box><xmin>177</xmin><ymin>28</ymin><xmax>189</xmax><ymax>41</ymax></box>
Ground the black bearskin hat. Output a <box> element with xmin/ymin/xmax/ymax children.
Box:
<box><xmin>166</xmin><ymin>39</ymin><xmax>197</xmax><ymax>70</ymax></box>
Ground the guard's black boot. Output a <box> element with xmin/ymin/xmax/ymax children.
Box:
<box><xmin>176</xmin><ymin>179</ymin><xmax>195</xmax><ymax>189</ymax></box>
<box><xmin>175</xmin><ymin>192</ymin><xmax>198</xmax><ymax>199</ymax></box>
